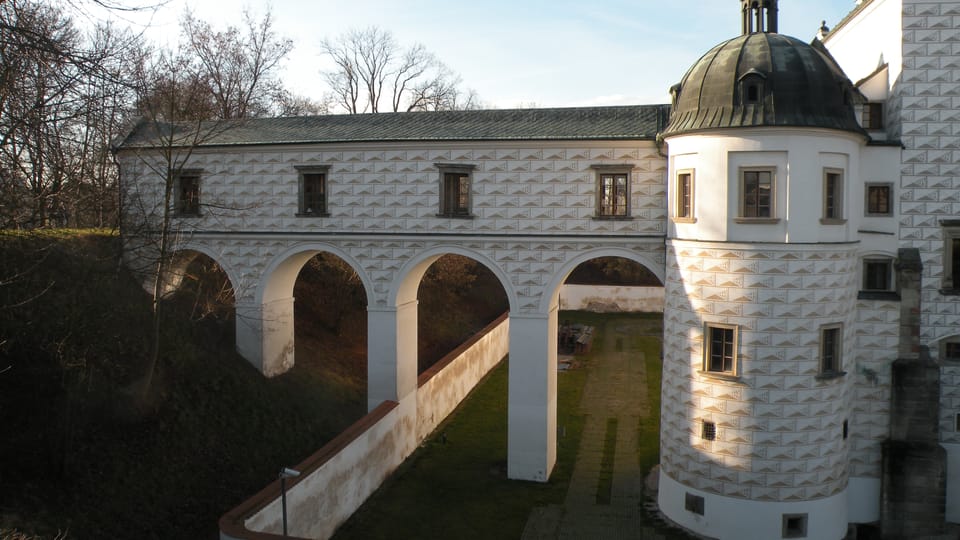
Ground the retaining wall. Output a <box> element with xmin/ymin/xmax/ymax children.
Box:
<box><xmin>220</xmin><ymin>314</ymin><xmax>510</xmax><ymax>540</ymax></box>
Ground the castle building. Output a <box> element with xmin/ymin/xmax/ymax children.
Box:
<box><xmin>116</xmin><ymin>1</ymin><xmax>959</xmax><ymax>538</ymax></box>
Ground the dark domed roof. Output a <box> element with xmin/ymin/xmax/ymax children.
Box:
<box><xmin>663</xmin><ymin>32</ymin><xmax>865</xmax><ymax>137</ymax></box>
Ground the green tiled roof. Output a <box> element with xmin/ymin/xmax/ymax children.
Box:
<box><xmin>117</xmin><ymin>105</ymin><xmax>671</xmax><ymax>149</ymax></box>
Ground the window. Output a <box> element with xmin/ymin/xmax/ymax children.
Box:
<box><xmin>701</xmin><ymin>420</ymin><xmax>717</xmax><ymax>441</ymax></box>
<box><xmin>782</xmin><ymin>514</ymin><xmax>808</xmax><ymax>538</ymax></box>
<box><xmin>863</xmin><ymin>258</ymin><xmax>893</xmax><ymax>292</ymax></box>
<box><xmin>437</xmin><ymin>164</ymin><xmax>475</xmax><ymax>217</ymax></box>
<box><xmin>863</xmin><ymin>102</ymin><xmax>884</xmax><ymax>130</ymax></box>
<box><xmin>296</xmin><ymin>166</ymin><xmax>330</xmax><ymax>216</ymax></box>
<box><xmin>704</xmin><ymin>323</ymin><xmax>737</xmax><ymax>375</ymax></box>
<box><xmin>942</xmin><ymin>222</ymin><xmax>960</xmax><ymax>292</ymax></box>
<box><xmin>685</xmin><ymin>493</ymin><xmax>705</xmax><ymax>515</ymax></box>
<box><xmin>822</xmin><ymin>169</ymin><xmax>845</xmax><ymax>223</ymax></box>
<box><xmin>938</xmin><ymin>337</ymin><xmax>960</xmax><ymax>364</ymax></box>
<box><xmin>865</xmin><ymin>183</ymin><xmax>892</xmax><ymax>216</ymax></box>
<box><xmin>176</xmin><ymin>170</ymin><xmax>201</xmax><ymax>216</ymax></box>
<box><xmin>740</xmin><ymin>71</ymin><xmax>766</xmax><ymax>105</ymax></box>
<box><xmin>843</xmin><ymin>419</ymin><xmax>849</xmax><ymax>440</ymax></box>
<box><xmin>675</xmin><ymin>170</ymin><xmax>695</xmax><ymax>222</ymax></box>
<box><xmin>820</xmin><ymin>324</ymin><xmax>843</xmax><ymax>376</ymax></box>
<box><xmin>956</xmin><ymin>413</ymin><xmax>960</xmax><ymax>432</ymax></box>
<box><xmin>593</xmin><ymin>166</ymin><xmax>631</xmax><ymax>218</ymax></box>
<box><xmin>739</xmin><ymin>168</ymin><xmax>774</xmax><ymax>220</ymax></box>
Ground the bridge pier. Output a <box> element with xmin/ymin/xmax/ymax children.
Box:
<box><xmin>507</xmin><ymin>308</ymin><xmax>558</xmax><ymax>482</ymax></box>
<box><xmin>367</xmin><ymin>301</ymin><xmax>419</xmax><ymax>412</ymax></box>
<box><xmin>235</xmin><ymin>297</ymin><xmax>296</xmax><ymax>377</ymax></box>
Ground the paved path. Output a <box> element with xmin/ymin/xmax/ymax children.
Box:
<box><xmin>522</xmin><ymin>317</ymin><xmax>673</xmax><ymax>540</ymax></box>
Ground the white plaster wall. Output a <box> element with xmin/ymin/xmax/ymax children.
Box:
<box><xmin>558</xmin><ymin>285</ymin><xmax>664</xmax><ymax>313</ymax></box>
<box><xmin>665</xmin><ymin>129</ymin><xmax>869</xmax><ymax>245</ymax></box>
<box><xmin>416</xmin><ymin>317</ymin><xmax>509</xmax><ymax>440</ymax></box>
<box><xmin>823</xmin><ymin>0</ymin><xmax>903</xmax><ymax>91</ymax></box>
<box><xmin>658</xmin><ymin>472</ymin><xmax>849</xmax><ymax>540</ymax></box>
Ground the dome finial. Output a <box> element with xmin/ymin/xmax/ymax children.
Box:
<box><xmin>741</xmin><ymin>0</ymin><xmax>779</xmax><ymax>34</ymax></box>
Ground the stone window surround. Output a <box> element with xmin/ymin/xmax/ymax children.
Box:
<box><xmin>734</xmin><ymin>166</ymin><xmax>779</xmax><ymax>224</ymax></box>
<box><xmin>865</xmin><ymin>182</ymin><xmax>893</xmax><ymax>217</ymax></box>
<box><xmin>817</xmin><ymin>323</ymin><xmax>846</xmax><ymax>380</ymax></box>
<box><xmin>591</xmin><ymin>164</ymin><xmax>634</xmax><ymax>220</ymax></box>
<box><xmin>940</xmin><ymin>220</ymin><xmax>960</xmax><ymax>295</ymax></box>
<box><xmin>700</xmin><ymin>322</ymin><xmax>739</xmax><ymax>380</ymax></box>
<box><xmin>858</xmin><ymin>257</ymin><xmax>899</xmax><ymax>301</ymax></box>
<box><xmin>937</xmin><ymin>335</ymin><xmax>960</xmax><ymax>366</ymax></box>
<box><xmin>673</xmin><ymin>168</ymin><xmax>696</xmax><ymax>223</ymax></box>
<box><xmin>175</xmin><ymin>169</ymin><xmax>203</xmax><ymax>217</ymax></box>
<box><xmin>295</xmin><ymin>165</ymin><xmax>331</xmax><ymax>217</ymax></box>
<box><xmin>820</xmin><ymin>167</ymin><xmax>846</xmax><ymax>225</ymax></box>
<box><xmin>782</xmin><ymin>513</ymin><xmax>808</xmax><ymax>538</ymax></box>
<box><xmin>436</xmin><ymin>163</ymin><xmax>476</xmax><ymax>219</ymax></box>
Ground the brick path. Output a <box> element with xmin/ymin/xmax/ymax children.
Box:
<box><xmin>521</xmin><ymin>317</ymin><xmax>672</xmax><ymax>540</ymax></box>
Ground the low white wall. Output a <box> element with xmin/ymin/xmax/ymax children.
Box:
<box><xmin>417</xmin><ymin>315</ymin><xmax>510</xmax><ymax>440</ymax></box>
<box><xmin>221</xmin><ymin>315</ymin><xmax>511</xmax><ymax>540</ymax></box>
<box><xmin>558</xmin><ymin>285</ymin><xmax>663</xmax><ymax>313</ymax></box>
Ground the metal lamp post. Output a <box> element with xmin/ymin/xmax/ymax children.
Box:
<box><xmin>279</xmin><ymin>467</ymin><xmax>300</xmax><ymax>537</ymax></box>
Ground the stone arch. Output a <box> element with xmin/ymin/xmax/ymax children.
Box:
<box><xmin>388</xmin><ymin>245</ymin><xmax>518</xmax><ymax>312</ymax></box>
<box><xmin>158</xmin><ymin>245</ymin><xmax>241</xmax><ymax>300</ymax></box>
<box><xmin>538</xmin><ymin>247</ymin><xmax>665</xmax><ymax>314</ymax></box>
<box><xmin>258</xmin><ymin>243</ymin><xmax>374</xmax><ymax>307</ymax></box>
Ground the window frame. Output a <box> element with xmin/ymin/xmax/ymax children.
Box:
<box><xmin>592</xmin><ymin>165</ymin><xmax>632</xmax><ymax>219</ymax></box>
<box><xmin>436</xmin><ymin>163</ymin><xmax>475</xmax><ymax>218</ymax></box>
<box><xmin>295</xmin><ymin>165</ymin><xmax>331</xmax><ymax>217</ymax></box>
<box><xmin>862</xmin><ymin>102</ymin><xmax>884</xmax><ymax>130</ymax></box>
<box><xmin>865</xmin><ymin>183</ymin><xmax>893</xmax><ymax>217</ymax></box>
<box><xmin>938</xmin><ymin>336</ymin><xmax>960</xmax><ymax>365</ymax></box>
<box><xmin>861</xmin><ymin>257</ymin><xmax>895</xmax><ymax>294</ymax></box>
<box><xmin>702</xmin><ymin>322</ymin><xmax>739</xmax><ymax>378</ymax></box>
<box><xmin>941</xmin><ymin>221</ymin><xmax>960</xmax><ymax>294</ymax></box>
<box><xmin>818</xmin><ymin>324</ymin><xmax>845</xmax><ymax>378</ymax></box>
<box><xmin>782</xmin><ymin>514</ymin><xmax>808</xmax><ymax>539</ymax></box>
<box><xmin>175</xmin><ymin>169</ymin><xmax>202</xmax><ymax>217</ymax></box>
<box><xmin>674</xmin><ymin>169</ymin><xmax>696</xmax><ymax>223</ymax></box>
<box><xmin>735</xmin><ymin>167</ymin><xmax>778</xmax><ymax>223</ymax></box>
<box><xmin>821</xmin><ymin>168</ymin><xmax>846</xmax><ymax>224</ymax></box>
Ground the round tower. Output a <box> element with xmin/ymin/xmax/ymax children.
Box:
<box><xmin>658</xmin><ymin>3</ymin><xmax>867</xmax><ymax>539</ymax></box>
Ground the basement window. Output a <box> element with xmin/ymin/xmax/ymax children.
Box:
<box><xmin>782</xmin><ymin>514</ymin><xmax>808</xmax><ymax>538</ymax></box>
<box><xmin>701</xmin><ymin>420</ymin><xmax>717</xmax><ymax>441</ymax></box>
<box><xmin>685</xmin><ymin>492</ymin><xmax>705</xmax><ymax>515</ymax></box>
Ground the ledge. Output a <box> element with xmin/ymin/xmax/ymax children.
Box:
<box><xmin>592</xmin><ymin>215</ymin><xmax>635</xmax><ymax>221</ymax></box>
<box><xmin>733</xmin><ymin>217</ymin><xmax>780</xmax><ymax>224</ymax></box>
<box><xmin>295</xmin><ymin>212</ymin><xmax>329</xmax><ymax>218</ymax></box>
<box><xmin>815</xmin><ymin>370</ymin><xmax>847</xmax><ymax>381</ymax></box>
<box><xmin>857</xmin><ymin>290</ymin><xmax>900</xmax><ymax>301</ymax></box>
<box><xmin>671</xmin><ymin>217</ymin><xmax>697</xmax><ymax>224</ymax></box>
<box><xmin>697</xmin><ymin>370</ymin><xmax>745</xmax><ymax>384</ymax></box>
<box><xmin>819</xmin><ymin>218</ymin><xmax>847</xmax><ymax>225</ymax></box>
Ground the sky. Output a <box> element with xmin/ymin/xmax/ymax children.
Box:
<box><xmin>97</xmin><ymin>0</ymin><xmax>858</xmax><ymax>110</ymax></box>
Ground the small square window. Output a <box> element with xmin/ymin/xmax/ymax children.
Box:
<box><xmin>675</xmin><ymin>170</ymin><xmax>695</xmax><ymax>222</ymax></box>
<box><xmin>701</xmin><ymin>420</ymin><xmax>717</xmax><ymax>441</ymax></box>
<box><xmin>939</xmin><ymin>338</ymin><xmax>960</xmax><ymax>364</ymax></box>
<box><xmin>821</xmin><ymin>168</ymin><xmax>845</xmax><ymax>223</ymax></box>
<box><xmin>782</xmin><ymin>514</ymin><xmax>808</xmax><ymax>538</ymax></box>
<box><xmin>685</xmin><ymin>492</ymin><xmax>705</xmax><ymax>515</ymax></box>
<box><xmin>593</xmin><ymin>166</ymin><xmax>631</xmax><ymax>218</ymax></box>
<box><xmin>820</xmin><ymin>324</ymin><xmax>843</xmax><ymax>376</ymax></box>
<box><xmin>863</xmin><ymin>259</ymin><xmax>893</xmax><ymax>292</ymax></box>
<box><xmin>865</xmin><ymin>184</ymin><xmax>892</xmax><ymax>216</ymax></box>
<box><xmin>739</xmin><ymin>168</ymin><xmax>775</xmax><ymax>220</ymax></box>
<box><xmin>863</xmin><ymin>102</ymin><xmax>883</xmax><ymax>130</ymax></box>
<box><xmin>296</xmin><ymin>166</ymin><xmax>330</xmax><ymax>216</ymax></box>
<box><xmin>176</xmin><ymin>171</ymin><xmax>201</xmax><ymax>216</ymax></box>
<box><xmin>437</xmin><ymin>163</ymin><xmax>475</xmax><ymax>218</ymax></box>
<box><xmin>704</xmin><ymin>323</ymin><xmax>738</xmax><ymax>375</ymax></box>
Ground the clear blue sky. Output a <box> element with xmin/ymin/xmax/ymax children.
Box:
<box><xmin>120</xmin><ymin>0</ymin><xmax>857</xmax><ymax>109</ymax></box>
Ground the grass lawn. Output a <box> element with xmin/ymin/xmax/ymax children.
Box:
<box><xmin>333</xmin><ymin>311</ymin><xmax>679</xmax><ymax>540</ymax></box>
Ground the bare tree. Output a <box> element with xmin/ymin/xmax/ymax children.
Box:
<box><xmin>180</xmin><ymin>7</ymin><xmax>293</xmax><ymax>119</ymax></box>
<box><xmin>320</xmin><ymin>26</ymin><xmax>479</xmax><ymax>114</ymax></box>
